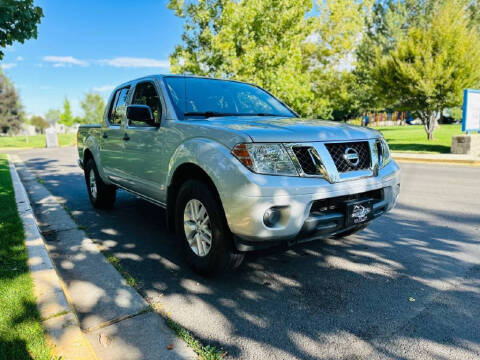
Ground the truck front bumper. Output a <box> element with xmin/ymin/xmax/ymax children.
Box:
<box><xmin>222</xmin><ymin>160</ymin><xmax>401</xmax><ymax>251</ymax></box>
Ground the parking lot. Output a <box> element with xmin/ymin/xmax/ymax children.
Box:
<box><xmin>10</xmin><ymin>147</ymin><xmax>480</xmax><ymax>360</ymax></box>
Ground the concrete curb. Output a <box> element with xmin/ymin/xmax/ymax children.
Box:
<box><xmin>9</xmin><ymin>155</ymin><xmax>196</xmax><ymax>360</ymax></box>
<box><xmin>392</xmin><ymin>153</ymin><xmax>480</xmax><ymax>166</ymax></box>
<box><xmin>8</xmin><ymin>156</ymin><xmax>98</xmax><ymax>360</ymax></box>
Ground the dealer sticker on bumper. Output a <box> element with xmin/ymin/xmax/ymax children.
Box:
<box><xmin>345</xmin><ymin>199</ymin><xmax>374</xmax><ymax>226</ymax></box>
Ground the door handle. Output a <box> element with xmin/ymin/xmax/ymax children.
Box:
<box><xmin>123</xmin><ymin>134</ymin><xmax>130</xmax><ymax>141</ymax></box>
<box><xmin>102</xmin><ymin>133</ymin><xmax>108</xmax><ymax>139</ymax></box>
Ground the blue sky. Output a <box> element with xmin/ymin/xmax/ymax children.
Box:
<box><xmin>0</xmin><ymin>0</ymin><xmax>184</xmax><ymax>117</ymax></box>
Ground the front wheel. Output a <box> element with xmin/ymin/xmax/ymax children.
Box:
<box><xmin>175</xmin><ymin>180</ymin><xmax>244</xmax><ymax>276</ymax></box>
<box><xmin>85</xmin><ymin>159</ymin><xmax>116</xmax><ymax>209</ymax></box>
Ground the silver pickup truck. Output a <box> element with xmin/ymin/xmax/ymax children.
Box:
<box><xmin>77</xmin><ymin>75</ymin><xmax>401</xmax><ymax>275</ymax></box>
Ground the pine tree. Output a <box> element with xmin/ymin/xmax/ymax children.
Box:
<box><xmin>59</xmin><ymin>98</ymin><xmax>74</xmax><ymax>126</ymax></box>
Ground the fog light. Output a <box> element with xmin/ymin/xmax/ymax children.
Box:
<box><xmin>263</xmin><ymin>207</ymin><xmax>281</xmax><ymax>227</ymax></box>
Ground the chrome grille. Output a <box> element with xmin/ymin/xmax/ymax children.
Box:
<box><xmin>325</xmin><ymin>141</ymin><xmax>371</xmax><ymax>173</ymax></box>
<box><xmin>292</xmin><ymin>146</ymin><xmax>319</xmax><ymax>175</ymax></box>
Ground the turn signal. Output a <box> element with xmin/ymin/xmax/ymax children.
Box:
<box><xmin>232</xmin><ymin>143</ymin><xmax>253</xmax><ymax>168</ymax></box>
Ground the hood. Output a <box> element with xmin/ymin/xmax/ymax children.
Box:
<box><xmin>193</xmin><ymin>117</ymin><xmax>380</xmax><ymax>143</ymax></box>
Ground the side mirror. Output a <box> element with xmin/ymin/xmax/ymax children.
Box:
<box><xmin>126</xmin><ymin>105</ymin><xmax>158</xmax><ymax>127</ymax></box>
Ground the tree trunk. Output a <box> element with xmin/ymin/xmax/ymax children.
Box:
<box><xmin>419</xmin><ymin>111</ymin><xmax>439</xmax><ymax>141</ymax></box>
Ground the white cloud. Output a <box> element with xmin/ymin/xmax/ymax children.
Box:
<box><xmin>16</xmin><ymin>56</ymin><xmax>24</xmax><ymax>61</ymax></box>
<box><xmin>43</xmin><ymin>56</ymin><xmax>89</xmax><ymax>67</ymax></box>
<box><xmin>1</xmin><ymin>63</ymin><xmax>17</xmax><ymax>70</ymax></box>
<box><xmin>93</xmin><ymin>84</ymin><xmax>115</xmax><ymax>92</ymax></box>
<box><xmin>98</xmin><ymin>57</ymin><xmax>169</xmax><ymax>68</ymax></box>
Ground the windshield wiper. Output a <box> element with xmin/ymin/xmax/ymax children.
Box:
<box><xmin>183</xmin><ymin>111</ymin><xmax>238</xmax><ymax>118</ymax></box>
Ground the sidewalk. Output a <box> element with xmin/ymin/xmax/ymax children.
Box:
<box><xmin>9</xmin><ymin>157</ymin><xmax>97</xmax><ymax>360</ymax></box>
<box><xmin>9</xmin><ymin>155</ymin><xmax>196</xmax><ymax>360</ymax></box>
<box><xmin>392</xmin><ymin>152</ymin><xmax>480</xmax><ymax>166</ymax></box>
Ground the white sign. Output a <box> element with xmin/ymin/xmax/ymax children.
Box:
<box><xmin>462</xmin><ymin>89</ymin><xmax>480</xmax><ymax>132</ymax></box>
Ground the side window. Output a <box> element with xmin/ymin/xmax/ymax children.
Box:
<box><xmin>111</xmin><ymin>87</ymin><xmax>130</xmax><ymax>125</ymax></box>
<box><xmin>130</xmin><ymin>82</ymin><xmax>162</xmax><ymax>127</ymax></box>
<box><xmin>107</xmin><ymin>90</ymin><xmax>120</xmax><ymax>124</ymax></box>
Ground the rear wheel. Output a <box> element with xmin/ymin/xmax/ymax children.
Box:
<box><xmin>333</xmin><ymin>223</ymin><xmax>369</xmax><ymax>239</ymax></box>
<box><xmin>175</xmin><ymin>179</ymin><xmax>244</xmax><ymax>276</ymax></box>
<box><xmin>85</xmin><ymin>159</ymin><xmax>116</xmax><ymax>209</ymax></box>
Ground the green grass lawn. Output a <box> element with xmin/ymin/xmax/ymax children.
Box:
<box><xmin>376</xmin><ymin>124</ymin><xmax>462</xmax><ymax>153</ymax></box>
<box><xmin>0</xmin><ymin>154</ymin><xmax>52</xmax><ymax>360</ymax></box>
<box><xmin>0</xmin><ymin>133</ymin><xmax>76</xmax><ymax>149</ymax></box>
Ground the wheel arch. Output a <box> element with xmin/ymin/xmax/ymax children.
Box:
<box><xmin>166</xmin><ymin>162</ymin><xmax>225</xmax><ymax>232</ymax></box>
<box><xmin>82</xmin><ymin>135</ymin><xmax>111</xmax><ymax>184</ymax></box>
<box><xmin>83</xmin><ymin>148</ymin><xmax>94</xmax><ymax>166</ymax></box>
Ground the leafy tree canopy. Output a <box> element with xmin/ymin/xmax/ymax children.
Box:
<box><xmin>0</xmin><ymin>0</ymin><xmax>43</xmax><ymax>59</ymax></box>
<box><xmin>355</xmin><ymin>0</ymin><xmax>480</xmax><ymax>110</ymax></box>
<box><xmin>80</xmin><ymin>92</ymin><xmax>105</xmax><ymax>124</ymax></box>
<box><xmin>168</xmin><ymin>0</ymin><xmax>368</xmax><ymax>118</ymax></box>
<box><xmin>30</xmin><ymin>115</ymin><xmax>48</xmax><ymax>133</ymax></box>
<box><xmin>370</xmin><ymin>0</ymin><xmax>480</xmax><ymax>139</ymax></box>
<box><xmin>45</xmin><ymin>108</ymin><xmax>61</xmax><ymax>124</ymax></box>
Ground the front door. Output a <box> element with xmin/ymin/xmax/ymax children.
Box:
<box><xmin>123</xmin><ymin>80</ymin><xmax>166</xmax><ymax>201</ymax></box>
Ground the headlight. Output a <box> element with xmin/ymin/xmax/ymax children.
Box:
<box><xmin>232</xmin><ymin>143</ymin><xmax>298</xmax><ymax>176</ymax></box>
<box><xmin>377</xmin><ymin>138</ymin><xmax>392</xmax><ymax>168</ymax></box>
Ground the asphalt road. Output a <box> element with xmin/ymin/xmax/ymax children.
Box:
<box><xmin>8</xmin><ymin>147</ymin><xmax>480</xmax><ymax>360</ymax></box>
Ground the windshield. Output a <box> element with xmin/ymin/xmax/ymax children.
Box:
<box><xmin>163</xmin><ymin>77</ymin><xmax>296</xmax><ymax>120</ymax></box>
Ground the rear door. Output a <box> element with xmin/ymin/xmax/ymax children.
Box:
<box><xmin>99</xmin><ymin>86</ymin><xmax>130</xmax><ymax>183</ymax></box>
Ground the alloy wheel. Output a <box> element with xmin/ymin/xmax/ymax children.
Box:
<box><xmin>89</xmin><ymin>169</ymin><xmax>97</xmax><ymax>199</ymax></box>
<box><xmin>183</xmin><ymin>199</ymin><xmax>212</xmax><ymax>257</ymax></box>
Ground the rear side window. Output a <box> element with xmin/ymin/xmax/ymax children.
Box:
<box><xmin>108</xmin><ymin>87</ymin><xmax>130</xmax><ymax>125</ymax></box>
<box><xmin>131</xmin><ymin>81</ymin><xmax>162</xmax><ymax>126</ymax></box>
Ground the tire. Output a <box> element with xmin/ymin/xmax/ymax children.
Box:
<box><xmin>333</xmin><ymin>223</ymin><xmax>369</xmax><ymax>239</ymax></box>
<box><xmin>175</xmin><ymin>179</ymin><xmax>244</xmax><ymax>276</ymax></box>
<box><xmin>84</xmin><ymin>159</ymin><xmax>116</xmax><ymax>209</ymax></box>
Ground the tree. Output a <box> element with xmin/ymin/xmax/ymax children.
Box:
<box><xmin>0</xmin><ymin>0</ymin><xmax>43</xmax><ymax>59</ymax></box>
<box><xmin>59</xmin><ymin>98</ymin><xmax>74</xmax><ymax>126</ymax></box>
<box><xmin>45</xmin><ymin>108</ymin><xmax>61</xmax><ymax>125</ymax></box>
<box><xmin>354</xmin><ymin>0</ymin><xmax>431</xmax><ymax>111</ymax></box>
<box><xmin>307</xmin><ymin>0</ymin><xmax>370</xmax><ymax>118</ymax></box>
<box><xmin>168</xmin><ymin>0</ymin><xmax>370</xmax><ymax>118</ymax></box>
<box><xmin>168</xmin><ymin>0</ymin><xmax>316</xmax><ymax>116</ymax></box>
<box><xmin>449</xmin><ymin>107</ymin><xmax>463</xmax><ymax>122</ymax></box>
<box><xmin>30</xmin><ymin>115</ymin><xmax>48</xmax><ymax>133</ymax></box>
<box><xmin>80</xmin><ymin>93</ymin><xmax>105</xmax><ymax>124</ymax></box>
<box><xmin>355</xmin><ymin>0</ymin><xmax>480</xmax><ymax>112</ymax></box>
<box><xmin>0</xmin><ymin>70</ymin><xmax>23</xmax><ymax>134</ymax></box>
<box><xmin>371</xmin><ymin>0</ymin><xmax>480</xmax><ymax>139</ymax></box>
